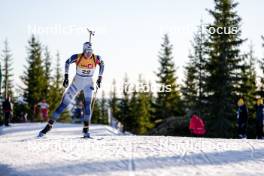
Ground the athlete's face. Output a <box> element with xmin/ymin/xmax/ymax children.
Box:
<box><xmin>84</xmin><ymin>50</ymin><xmax>92</xmax><ymax>58</ymax></box>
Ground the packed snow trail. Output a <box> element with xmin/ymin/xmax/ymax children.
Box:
<box><xmin>0</xmin><ymin>123</ymin><xmax>264</xmax><ymax>176</ymax></box>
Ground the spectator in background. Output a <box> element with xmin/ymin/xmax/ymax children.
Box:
<box><xmin>256</xmin><ymin>98</ymin><xmax>264</xmax><ymax>139</ymax></box>
<box><xmin>37</xmin><ymin>99</ymin><xmax>49</xmax><ymax>122</ymax></box>
<box><xmin>2</xmin><ymin>96</ymin><xmax>12</xmax><ymax>127</ymax></box>
<box><xmin>189</xmin><ymin>113</ymin><xmax>206</xmax><ymax>136</ymax></box>
<box><xmin>237</xmin><ymin>98</ymin><xmax>248</xmax><ymax>139</ymax></box>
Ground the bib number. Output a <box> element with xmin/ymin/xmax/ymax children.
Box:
<box><xmin>82</xmin><ymin>69</ymin><xmax>91</xmax><ymax>75</ymax></box>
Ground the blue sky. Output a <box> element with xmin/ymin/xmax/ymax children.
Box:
<box><xmin>0</xmin><ymin>0</ymin><xmax>264</xmax><ymax>96</ymax></box>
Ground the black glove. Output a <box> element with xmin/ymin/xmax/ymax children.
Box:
<box><xmin>63</xmin><ymin>74</ymin><xmax>69</xmax><ymax>88</ymax></box>
<box><xmin>96</xmin><ymin>76</ymin><xmax>102</xmax><ymax>88</ymax></box>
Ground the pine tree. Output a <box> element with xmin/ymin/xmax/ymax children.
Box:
<box><xmin>118</xmin><ymin>74</ymin><xmax>131</xmax><ymax>131</ymax></box>
<box><xmin>90</xmin><ymin>91</ymin><xmax>108</xmax><ymax>124</ymax></box>
<box><xmin>135</xmin><ymin>75</ymin><xmax>154</xmax><ymax>134</ymax></box>
<box><xmin>205</xmin><ymin>0</ymin><xmax>245</xmax><ymax>137</ymax></box>
<box><xmin>147</xmin><ymin>81</ymin><xmax>156</xmax><ymax>124</ymax></box>
<box><xmin>155</xmin><ymin>34</ymin><xmax>182</xmax><ymax>122</ymax></box>
<box><xmin>100</xmin><ymin>91</ymin><xmax>108</xmax><ymax>124</ymax></box>
<box><xmin>127</xmin><ymin>75</ymin><xmax>154</xmax><ymax>134</ymax></box>
<box><xmin>49</xmin><ymin>51</ymin><xmax>63</xmax><ymax>113</ymax></box>
<box><xmin>43</xmin><ymin>46</ymin><xmax>52</xmax><ymax>96</ymax></box>
<box><xmin>128</xmin><ymin>88</ymin><xmax>138</xmax><ymax>133</ymax></box>
<box><xmin>109</xmin><ymin>79</ymin><xmax>119</xmax><ymax>120</ymax></box>
<box><xmin>193</xmin><ymin>23</ymin><xmax>208</xmax><ymax>114</ymax></box>
<box><xmin>240</xmin><ymin>44</ymin><xmax>258</xmax><ymax>138</ymax></box>
<box><xmin>21</xmin><ymin>35</ymin><xmax>46</xmax><ymax>121</ymax></box>
<box><xmin>240</xmin><ymin>44</ymin><xmax>257</xmax><ymax>112</ymax></box>
<box><xmin>91</xmin><ymin>98</ymin><xmax>101</xmax><ymax>124</ymax></box>
<box><xmin>1</xmin><ymin>39</ymin><xmax>14</xmax><ymax>98</ymax></box>
<box><xmin>182</xmin><ymin>22</ymin><xmax>208</xmax><ymax>116</ymax></box>
<box><xmin>181</xmin><ymin>55</ymin><xmax>197</xmax><ymax>112</ymax></box>
<box><xmin>259</xmin><ymin>36</ymin><xmax>264</xmax><ymax>97</ymax></box>
<box><xmin>48</xmin><ymin>51</ymin><xmax>71</xmax><ymax>122</ymax></box>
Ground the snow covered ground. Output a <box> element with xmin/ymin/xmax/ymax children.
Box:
<box><xmin>0</xmin><ymin>123</ymin><xmax>264</xmax><ymax>176</ymax></box>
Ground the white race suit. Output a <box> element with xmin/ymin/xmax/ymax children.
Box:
<box><xmin>51</xmin><ymin>53</ymin><xmax>104</xmax><ymax>122</ymax></box>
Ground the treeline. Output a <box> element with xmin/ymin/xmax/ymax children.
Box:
<box><xmin>109</xmin><ymin>34</ymin><xmax>183</xmax><ymax>135</ymax></box>
<box><xmin>181</xmin><ymin>0</ymin><xmax>264</xmax><ymax>138</ymax></box>
<box><xmin>0</xmin><ymin>36</ymin><xmax>68</xmax><ymax>122</ymax></box>
<box><xmin>108</xmin><ymin>0</ymin><xmax>264</xmax><ymax>138</ymax></box>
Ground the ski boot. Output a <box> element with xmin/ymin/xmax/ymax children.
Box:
<box><xmin>83</xmin><ymin>132</ymin><xmax>91</xmax><ymax>138</ymax></box>
<box><xmin>83</xmin><ymin>121</ymin><xmax>91</xmax><ymax>138</ymax></box>
<box><xmin>38</xmin><ymin>119</ymin><xmax>54</xmax><ymax>137</ymax></box>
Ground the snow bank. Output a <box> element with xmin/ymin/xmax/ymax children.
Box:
<box><xmin>0</xmin><ymin>123</ymin><xmax>264</xmax><ymax>176</ymax></box>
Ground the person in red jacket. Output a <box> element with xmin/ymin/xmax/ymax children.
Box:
<box><xmin>37</xmin><ymin>99</ymin><xmax>49</xmax><ymax>122</ymax></box>
<box><xmin>189</xmin><ymin>113</ymin><xmax>206</xmax><ymax>136</ymax></box>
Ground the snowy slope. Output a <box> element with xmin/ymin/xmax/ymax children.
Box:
<box><xmin>0</xmin><ymin>123</ymin><xmax>264</xmax><ymax>176</ymax></box>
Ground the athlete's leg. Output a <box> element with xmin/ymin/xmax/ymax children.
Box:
<box><xmin>82</xmin><ymin>85</ymin><xmax>94</xmax><ymax>136</ymax></box>
<box><xmin>38</xmin><ymin>79</ymin><xmax>80</xmax><ymax>136</ymax></box>
<box><xmin>51</xmin><ymin>83</ymin><xmax>79</xmax><ymax>121</ymax></box>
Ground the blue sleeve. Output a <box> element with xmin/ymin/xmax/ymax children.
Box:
<box><xmin>96</xmin><ymin>55</ymin><xmax>104</xmax><ymax>77</ymax></box>
<box><xmin>65</xmin><ymin>54</ymin><xmax>78</xmax><ymax>74</ymax></box>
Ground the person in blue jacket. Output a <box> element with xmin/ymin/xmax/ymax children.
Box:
<box><xmin>256</xmin><ymin>98</ymin><xmax>264</xmax><ymax>139</ymax></box>
<box><xmin>237</xmin><ymin>98</ymin><xmax>248</xmax><ymax>139</ymax></box>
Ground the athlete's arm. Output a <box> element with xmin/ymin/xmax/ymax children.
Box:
<box><xmin>96</xmin><ymin>55</ymin><xmax>104</xmax><ymax>77</ymax></box>
<box><xmin>65</xmin><ymin>54</ymin><xmax>78</xmax><ymax>74</ymax></box>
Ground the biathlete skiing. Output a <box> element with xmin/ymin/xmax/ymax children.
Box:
<box><xmin>38</xmin><ymin>30</ymin><xmax>104</xmax><ymax>138</ymax></box>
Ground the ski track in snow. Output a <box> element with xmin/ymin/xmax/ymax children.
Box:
<box><xmin>0</xmin><ymin>123</ymin><xmax>264</xmax><ymax>176</ymax></box>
